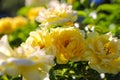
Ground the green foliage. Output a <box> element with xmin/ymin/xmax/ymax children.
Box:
<box><xmin>0</xmin><ymin>75</ymin><xmax>22</xmax><ymax>80</ymax></box>
<box><xmin>1</xmin><ymin>0</ymin><xmax>120</xmax><ymax>80</ymax></box>
<box><xmin>8</xmin><ymin>21</ymin><xmax>38</xmax><ymax>47</ymax></box>
<box><xmin>97</xmin><ymin>4</ymin><xmax>120</xmax><ymax>13</ymax></box>
<box><xmin>79</xmin><ymin>3</ymin><xmax>120</xmax><ymax>36</ymax></box>
<box><xmin>78</xmin><ymin>10</ymin><xmax>87</xmax><ymax>17</ymax></box>
<box><xmin>71</xmin><ymin>0</ymin><xmax>90</xmax><ymax>10</ymax></box>
<box><xmin>112</xmin><ymin>0</ymin><xmax>120</xmax><ymax>3</ymax></box>
<box><xmin>17</xmin><ymin>7</ymin><xmax>32</xmax><ymax>16</ymax></box>
<box><xmin>50</xmin><ymin>61</ymin><xmax>104</xmax><ymax>80</ymax></box>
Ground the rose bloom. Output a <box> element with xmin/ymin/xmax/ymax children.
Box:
<box><xmin>50</xmin><ymin>27</ymin><xmax>85</xmax><ymax>64</ymax></box>
<box><xmin>83</xmin><ymin>32</ymin><xmax>120</xmax><ymax>74</ymax></box>
<box><xmin>36</xmin><ymin>3</ymin><xmax>77</xmax><ymax>28</ymax></box>
<box><xmin>27</xmin><ymin>7</ymin><xmax>45</xmax><ymax>21</ymax></box>
<box><xmin>24</xmin><ymin>28</ymin><xmax>56</xmax><ymax>56</ymax></box>
<box><xmin>0</xmin><ymin>35</ymin><xmax>54</xmax><ymax>80</ymax></box>
<box><xmin>0</xmin><ymin>17</ymin><xmax>13</xmax><ymax>34</ymax></box>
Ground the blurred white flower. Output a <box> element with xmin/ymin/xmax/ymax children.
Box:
<box><xmin>47</xmin><ymin>0</ymin><xmax>60</xmax><ymax>8</ymax></box>
<box><xmin>85</xmin><ymin>25</ymin><xmax>95</xmax><ymax>32</ymax></box>
<box><xmin>89</xmin><ymin>11</ymin><xmax>97</xmax><ymax>19</ymax></box>
<box><xmin>109</xmin><ymin>23</ymin><xmax>116</xmax><ymax>34</ymax></box>
<box><xmin>0</xmin><ymin>35</ymin><xmax>54</xmax><ymax>80</ymax></box>
<box><xmin>100</xmin><ymin>73</ymin><xmax>105</xmax><ymax>79</ymax></box>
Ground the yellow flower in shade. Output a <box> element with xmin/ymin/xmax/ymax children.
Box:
<box><xmin>83</xmin><ymin>32</ymin><xmax>120</xmax><ymax>74</ymax></box>
<box><xmin>67</xmin><ymin>0</ymin><xmax>75</xmax><ymax>4</ymax></box>
<box><xmin>25</xmin><ymin>0</ymin><xmax>51</xmax><ymax>7</ymax></box>
<box><xmin>27</xmin><ymin>7</ymin><xmax>45</xmax><ymax>21</ymax></box>
<box><xmin>0</xmin><ymin>17</ymin><xmax>13</xmax><ymax>34</ymax></box>
<box><xmin>36</xmin><ymin>3</ymin><xmax>77</xmax><ymax>28</ymax></box>
<box><xmin>12</xmin><ymin>16</ymin><xmax>28</xmax><ymax>31</ymax></box>
<box><xmin>0</xmin><ymin>16</ymin><xmax>28</xmax><ymax>34</ymax></box>
<box><xmin>0</xmin><ymin>35</ymin><xmax>54</xmax><ymax>80</ymax></box>
<box><xmin>50</xmin><ymin>27</ymin><xmax>85</xmax><ymax>64</ymax></box>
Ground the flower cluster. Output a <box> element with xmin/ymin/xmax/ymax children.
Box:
<box><xmin>1</xmin><ymin>1</ymin><xmax>120</xmax><ymax>80</ymax></box>
<box><xmin>0</xmin><ymin>16</ymin><xmax>28</xmax><ymax>34</ymax></box>
<box><xmin>24</xmin><ymin>27</ymin><xmax>85</xmax><ymax>64</ymax></box>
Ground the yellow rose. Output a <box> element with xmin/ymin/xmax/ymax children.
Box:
<box><xmin>24</xmin><ymin>27</ymin><xmax>85</xmax><ymax>64</ymax></box>
<box><xmin>50</xmin><ymin>27</ymin><xmax>85</xmax><ymax>64</ymax></box>
<box><xmin>84</xmin><ymin>32</ymin><xmax>120</xmax><ymax>74</ymax></box>
<box><xmin>36</xmin><ymin>3</ymin><xmax>77</xmax><ymax>28</ymax></box>
<box><xmin>0</xmin><ymin>17</ymin><xmax>13</xmax><ymax>34</ymax></box>
<box><xmin>24</xmin><ymin>28</ymin><xmax>56</xmax><ymax>56</ymax></box>
<box><xmin>27</xmin><ymin>7</ymin><xmax>45</xmax><ymax>21</ymax></box>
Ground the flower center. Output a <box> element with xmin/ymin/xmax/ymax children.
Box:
<box><xmin>64</xmin><ymin>40</ymin><xmax>70</xmax><ymax>48</ymax></box>
<box><xmin>104</xmin><ymin>42</ymin><xmax>113</xmax><ymax>55</ymax></box>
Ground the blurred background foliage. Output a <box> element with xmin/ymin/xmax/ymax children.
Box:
<box><xmin>0</xmin><ymin>0</ymin><xmax>120</xmax><ymax>80</ymax></box>
<box><xmin>0</xmin><ymin>0</ymin><xmax>25</xmax><ymax>17</ymax></box>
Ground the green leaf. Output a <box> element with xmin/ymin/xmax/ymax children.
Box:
<box><xmin>97</xmin><ymin>4</ymin><xmax>120</xmax><ymax>13</ymax></box>
<box><xmin>0</xmin><ymin>75</ymin><xmax>9</xmax><ymax>80</ymax></box>
<box><xmin>78</xmin><ymin>11</ymin><xmax>87</xmax><ymax>17</ymax></box>
<box><xmin>8</xmin><ymin>21</ymin><xmax>38</xmax><ymax>47</ymax></box>
<box><xmin>17</xmin><ymin>7</ymin><xmax>32</xmax><ymax>16</ymax></box>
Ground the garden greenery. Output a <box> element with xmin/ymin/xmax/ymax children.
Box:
<box><xmin>0</xmin><ymin>0</ymin><xmax>120</xmax><ymax>80</ymax></box>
